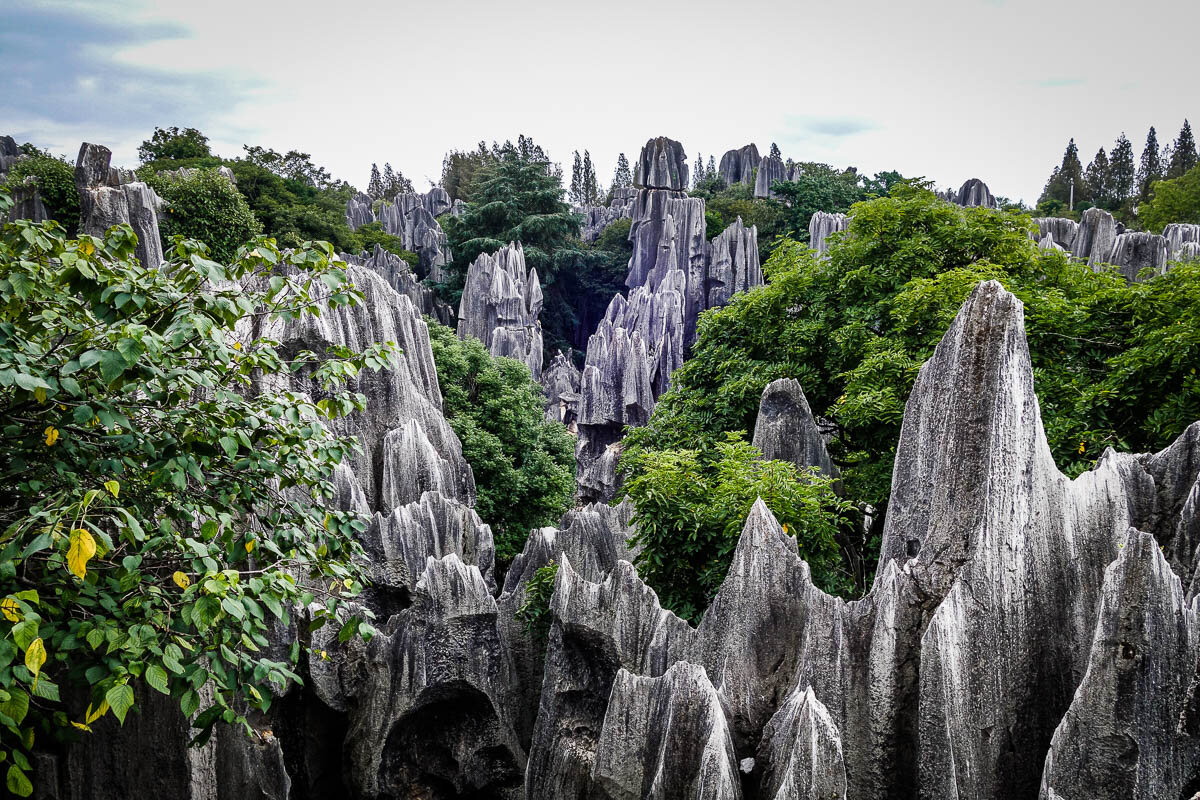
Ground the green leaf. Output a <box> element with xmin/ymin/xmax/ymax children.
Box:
<box><xmin>11</xmin><ymin>621</ymin><xmax>38</xmax><ymax>651</ymax></box>
<box><xmin>106</xmin><ymin>683</ymin><xmax>135</xmax><ymax>724</ymax></box>
<box><xmin>144</xmin><ymin>664</ymin><xmax>170</xmax><ymax>695</ymax></box>
<box><xmin>98</xmin><ymin>350</ymin><xmax>127</xmax><ymax>384</ymax></box>
<box><xmin>0</xmin><ymin>690</ymin><xmax>29</xmax><ymax>725</ymax></box>
<box><xmin>6</xmin><ymin>764</ymin><xmax>31</xmax><ymax>797</ymax></box>
<box><xmin>179</xmin><ymin>689</ymin><xmax>200</xmax><ymax>718</ymax></box>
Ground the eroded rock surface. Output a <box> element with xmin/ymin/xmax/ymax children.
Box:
<box><xmin>809</xmin><ymin>211</ymin><xmax>849</xmax><ymax>256</ymax></box>
<box><xmin>75</xmin><ymin>142</ymin><xmax>164</xmax><ymax>269</ymax></box>
<box><xmin>719</xmin><ymin>144</ymin><xmax>761</xmax><ymax>187</ymax></box>
<box><xmin>457</xmin><ymin>241</ymin><xmax>544</xmax><ymax>380</ymax></box>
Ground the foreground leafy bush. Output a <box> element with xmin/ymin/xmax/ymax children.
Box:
<box><xmin>623</xmin><ymin>434</ymin><xmax>852</xmax><ymax>621</ymax></box>
<box><xmin>0</xmin><ymin>192</ymin><xmax>395</xmax><ymax>794</ymax></box>
<box><xmin>425</xmin><ymin>322</ymin><xmax>574</xmax><ymax>564</ymax></box>
<box><xmin>624</xmin><ymin>185</ymin><xmax>1200</xmax><ymax>594</ymax></box>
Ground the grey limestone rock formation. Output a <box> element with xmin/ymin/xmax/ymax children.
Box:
<box><xmin>579</xmin><ymin>186</ymin><xmax>637</xmax><ymax>242</ymax></box>
<box><xmin>809</xmin><ymin>210</ymin><xmax>850</xmax><ymax>256</ymax></box>
<box><xmin>0</xmin><ymin>135</ymin><xmax>21</xmax><ymax>178</ymax></box>
<box><xmin>635</xmin><ymin>136</ymin><xmax>690</xmax><ymax>190</ymax></box>
<box><xmin>1166</xmin><ymin>222</ymin><xmax>1200</xmax><ymax>260</ymax></box>
<box><xmin>939</xmin><ymin>178</ymin><xmax>999</xmax><ymax>208</ymax></box>
<box><xmin>345</xmin><ymin>188</ymin><xmax>453</xmax><ymax>283</ymax></box>
<box><xmin>456</xmin><ymin>241</ymin><xmax>544</xmax><ymax>381</ymax></box>
<box><xmin>719</xmin><ymin>143</ymin><xmax>761</xmax><ymax>187</ymax></box>
<box><xmin>540</xmin><ymin>350</ymin><xmax>581</xmax><ymax>428</ymax></box>
<box><xmin>340</xmin><ymin>244</ymin><xmax>453</xmax><ymax>325</ymax></box>
<box><xmin>527</xmin><ymin>280</ymin><xmax>1200</xmax><ymax>799</ymax></box>
<box><xmin>752</xmin><ymin>378</ymin><xmax>839</xmax><ymax>481</ymax></box>
<box><xmin>74</xmin><ymin>142</ymin><xmax>165</xmax><ymax>270</ymax></box>
<box><xmin>1072</xmin><ymin>206</ymin><xmax>1120</xmax><ymax>267</ymax></box>
<box><xmin>1108</xmin><ymin>230</ymin><xmax>1169</xmax><ymax>281</ymax></box>
<box><xmin>158</xmin><ymin>165</ymin><xmax>238</xmax><ymax>185</ymax></box>
<box><xmin>754</xmin><ymin>155</ymin><xmax>787</xmax><ymax>199</ymax></box>
<box><xmin>5</xmin><ymin>176</ymin><xmax>49</xmax><ymax>223</ymax></box>
<box><xmin>1034</xmin><ymin>216</ymin><xmax>1079</xmax><ymax>250</ymax></box>
<box><xmin>706</xmin><ymin>216</ymin><xmax>762</xmax><ymax>309</ymax></box>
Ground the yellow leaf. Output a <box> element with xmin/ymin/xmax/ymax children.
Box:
<box><xmin>66</xmin><ymin>529</ymin><xmax>96</xmax><ymax>580</ymax></box>
<box><xmin>79</xmin><ymin>239</ymin><xmax>94</xmax><ymax>256</ymax></box>
<box><xmin>33</xmin><ymin>387</ymin><xmax>46</xmax><ymax>403</ymax></box>
<box><xmin>172</xmin><ymin>571</ymin><xmax>191</xmax><ymax>589</ymax></box>
<box><xmin>322</xmin><ymin>514</ymin><xmax>330</xmax><ymax>530</ymax></box>
<box><xmin>320</xmin><ymin>650</ymin><xmax>328</xmax><ymax>660</ymax></box>
<box><xmin>0</xmin><ymin>598</ymin><xmax>21</xmax><ymax>623</ymax></box>
<box><xmin>103</xmin><ymin>480</ymin><xmax>119</xmax><ymax>498</ymax></box>
<box><xmin>24</xmin><ymin>638</ymin><xmax>46</xmax><ymax>678</ymax></box>
<box><xmin>71</xmin><ymin>721</ymin><xmax>91</xmax><ymax>732</ymax></box>
<box><xmin>233</xmin><ymin>341</ymin><xmax>242</xmax><ymax>351</ymax></box>
<box><xmin>342</xmin><ymin>578</ymin><xmax>353</xmax><ymax>589</ymax></box>
<box><xmin>781</xmin><ymin>523</ymin><xmax>789</xmax><ymax>534</ymax></box>
<box><xmin>1078</xmin><ymin>442</ymin><xmax>1086</xmax><ymax>455</ymax></box>
<box><xmin>85</xmin><ymin>699</ymin><xmax>109</xmax><ymax>724</ymax></box>
<box><xmin>44</xmin><ymin>426</ymin><xmax>59</xmax><ymax>446</ymax></box>
<box><xmin>244</xmin><ymin>540</ymin><xmax>255</xmax><ymax>553</ymax></box>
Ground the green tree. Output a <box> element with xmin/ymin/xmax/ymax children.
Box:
<box><xmin>623</xmin><ymin>434</ymin><xmax>851</xmax><ymax>621</ymax></box>
<box><xmin>1109</xmin><ymin>133</ymin><xmax>1137</xmax><ymax>209</ymax></box>
<box><xmin>769</xmin><ymin>142</ymin><xmax>782</xmax><ymax>160</ymax></box>
<box><xmin>1139</xmin><ymin>163</ymin><xmax>1200</xmax><ymax>233</ymax></box>
<box><xmin>570</xmin><ymin>151</ymin><xmax>583</xmax><ymax>205</ymax></box>
<box><xmin>380</xmin><ymin>163</ymin><xmax>413</xmax><ymax>201</ymax></box>
<box><xmin>690</xmin><ymin>180</ymin><xmax>788</xmax><ymax>254</ymax></box>
<box><xmin>1038</xmin><ymin>138</ymin><xmax>1086</xmax><ymax>209</ymax></box>
<box><xmin>1168</xmin><ymin>120</ymin><xmax>1198</xmax><ymax>179</ymax></box>
<box><xmin>425</xmin><ymin>322</ymin><xmax>574</xmax><ymax>564</ymax></box>
<box><xmin>137</xmin><ymin>127</ymin><xmax>211</xmax><ymax>163</ymax></box>
<box><xmin>367</xmin><ymin>163</ymin><xmax>383</xmax><ymax>200</ymax></box>
<box><xmin>769</xmin><ymin>162</ymin><xmax>870</xmax><ymax>242</ymax></box>
<box><xmin>582</xmin><ymin>151</ymin><xmax>599</xmax><ymax>206</ymax></box>
<box><xmin>146</xmin><ymin>169</ymin><xmax>263</xmax><ymax>263</ymax></box>
<box><xmin>611</xmin><ymin>153</ymin><xmax>632</xmax><ymax>193</ymax></box>
<box><xmin>1084</xmin><ymin>148</ymin><xmax>1111</xmax><ymax>210</ymax></box>
<box><xmin>2</xmin><ymin>149</ymin><xmax>80</xmax><ymax>233</ymax></box>
<box><xmin>0</xmin><ymin>194</ymin><xmax>393</xmax><ymax>794</ymax></box>
<box><xmin>440</xmin><ymin>143</ymin><xmax>494</xmax><ymax>202</ymax></box>
<box><xmin>1138</xmin><ymin>126</ymin><xmax>1165</xmax><ymax>202</ymax></box>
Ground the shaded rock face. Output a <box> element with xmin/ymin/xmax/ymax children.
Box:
<box><xmin>579</xmin><ymin>186</ymin><xmax>637</xmax><ymax>242</ymax></box>
<box><xmin>540</xmin><ymin>350</ymin><xmax>581</xmax><ymax>429</ymax></box>
<box><xmin>0</xmin><ymin>134</ymin><xmax>20</xmax><ymax>178</ymax></box>
<box><xmin>456</xmin><ymin>241</ymin><xmax>544</xmax><ymax>381</ymax></box>
<box><xmin>1072</xmin><ymin>207</ymin><xmax>1119</xmax><ymax>267</ymax></box>
<box><xmin>339</xmin><ymin>244</ymin><xmax>454</xmax><ymax>326</ymax></box>
<box><xmin>1165</xmin><ymin>223</ymin><xmax>1200</xmax><ymax>260</ymax></box>
<box><xmin>1034</xmin><ymin>217</ymin><xmax>1079</xmax><ymax>250</ymax></box>
<box><xmin>809</xmin><ymin>211</ymin><xmax>850</xmax><ymax>256</ymax></box>
<box><xmin>5</xmin><ymin>176</ymin><xmax>49</xmax><ymax>223</ymax></box>
<box><xmin>752</xmin><ymin>378</ymin><xmax>839</xmax><ymax>482</ymax></box>
<box><xmin>528</xmin><ymin>281</ymin><xmax>1200</xmax><ymax>799</ymax></box>
<box><xmin>939</xmin><ymin>178</ymin><xmax>999</xmax><ymax>208</ymax></box>
<box><xmin>635</xmin><ymin>137</ymin><xmax>689</xmax><ymax>190</ymax></box>
<box><xmin>574</xmin><ymin>137</ymin><xmax>763</xmax><ymax>501</ymax></box>
<box><xmin>346</xmin><ymin>189</ymin><xmax>452</xmax><ymax>283</ymax></box>
<box><xmin>1108</xmin><ymin>230</ymin><xmax>1168</xmax><ymax>281</ymax></box>
<box><xmin>74</xmin><ymin>142</ymin><xmax>165</xmax><ymax>270</ymax></box>
<box><xmin>719</xmin><ymin>143</ymin><xmax>761</xmax><ymax>187</ymax></box>
<box><xmin>754</xmin><ymin>155</ymin><xmax>786</xmax><ymax>199</ymax></box>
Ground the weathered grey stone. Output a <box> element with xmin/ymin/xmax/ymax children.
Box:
<box><xmin>340</xmin><ymin>244</ymin><xmax>454</xmax><ymax>325</ymax></box>
<box><xmin>6</xmin><ymin>176</ymin><xmax>49</xmax><ymax>223</ymax></box>
<box><xmin>719</xmin><ymin>144</ymin><xmax>761</xmax><ymax>187</ymax></box>
<box><xmin>456</xmin><ymin>241</ymin><xmax>544</xmax><ymax>380</ymax></box>
<box><xmin>158</xmin><ymin>165</ymin><xmax>237</xmax><ymax>185</ymax></box>
<box><xmin>592</xmin><ymin>663</ymin><xmax>742</xmax><ymax>799</ymax></box>
<box><xmin>74</xmin><ymin>142</ymin><xmax>165</xmax><ymax>269</ymax></box>
<box><xmin>757</xmin><ymin>686</ymin><xmax>848</xmax><ymax>800</ymax></box>
<box><xmin>706</xmin><ymin>217</ymin><xmax>762</xmax><ymax>309</ymax></box>
<box><xmin>1039</xmin><ymin>530</ymin><xmax>1200</xmax><ymax>800</ymax></box>
<box><xmin>754</xmin><ymin>155</ymin><xmax>787</xmax><ymax>199</ymax></box>
<box><xmin>1072</xmin><ymin>207</ymin><xmax>1120</xmax><ymax>267</ymax></box>
<box><xmin>345</xmin><ymin>188</ymin><xmax>454</xmax><ymax>283</ymax></box>
<box><xmin>1034</xmin><ymin>217</ymin><xmax>1079</xmax><ymax>250</ymax></box>
<box><xmin>953</xmin><ymin>177</ymin><xmax>997</xmax><ymax>208</ymax></box>
<box><xmin>1108</xmin><ymin>231</ymin><xmax>1168</xmax><ymax>281</ymax></box>
<box><xmin>1179</xmin><ymin>241</ymin><xmax>1200</xmax><ymax>262</ymax></box>
<box><xmin>752</xmin><ymin>378</ymin><xmax>840</xmax><ymax>481</ymax></box>
<box><xmin>579</xmin><ymin>186</ymin><xmax>637</xmax><ymax>242</ymax></box>
<box><xmin>634</xmin><ymin>136</ymin><xmax>689</xmax><ymax>191</ymax></box>
<box><xmin>0</xmin><ymin>134</ymin><xmax>20</xmax><ymax>178</ymax></box>
<box><xmin>540</xmin><ymin>349</ymin><xmax>581</xmax><ymax>428</ymax></box>
<box><xmin>809</xmin><ymin>211</ymin><xmax>849</xmax><ymax>256</ymax></box>
<box><xmin>1165</xmin><ymin>222</ymin><xmax>1200</xmax><ymax>260</ymax></box>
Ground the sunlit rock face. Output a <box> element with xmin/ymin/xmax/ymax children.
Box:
<box><xmin>340</xmin><ymin>243</ymin><xmax>453</xmax><ymax>325</ymax></box>
<box><xmin>809</xmin><ymin>210</ymin><xmax>850</xmax><ymax>256</ymax></box>
<box><xmin>938</xmin><ymin>177</ymin><xmax>999</xmax><ymax>208</ymax></box>
<box><xmin>456</xmin><ymin>241</ymin><xmax>544</xmax><ymax>381</ymax></box>
<box><xmin>574</xmin><ymin>136</ymin><xmax>762</xmax><ymax>502</ymax></box>
<box><xmin>719</xmin><ymin>143</ymin><xmax>761</xmax><ymax>187</ymax></box>
<box><xmin>75</xmin><ymin>142</ymin><xmax>165</xmax><ymax>270</ymax></box>
<box><xmin>345</xmin><ymin>188</ymin><xmax>453</xmax><ymax>283</ymax></box>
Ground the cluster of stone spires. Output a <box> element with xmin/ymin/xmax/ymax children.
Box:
<box><xmin>11</xmin><ymin>134</ymin><xmax>1200</xmax><ymax>800</ymax></box>
<box><xmin>344</xmin><ymin>186</ymin><xmax>463</xmax><ymax>284</ymax></box>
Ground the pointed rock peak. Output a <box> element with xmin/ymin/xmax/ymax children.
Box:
<box><xmin>415</xmin><ymin>553</ymin><xmax>497</xmax><ymax>617</ymax></box>
<box><xmin>741</xmin><ymin>497</ymin><xmax>797</xmax><ymax>553</ymax></box>
<box><xmin>752</xmin><ymin>378</ymin><xmax>839</xmax><ymax>481</ymax></box>
<box><xmin>634</xmin><ymin>137</ymin><xmax>689</xmax><ymax>191</ymax></box>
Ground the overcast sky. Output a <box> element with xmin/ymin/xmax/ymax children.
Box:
<box><xmin>4</xmin><ymin>0</ymin><xmax>1197</xmax><ymax>204</ymax></box>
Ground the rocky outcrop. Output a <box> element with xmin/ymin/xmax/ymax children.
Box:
<box><xmin>345</xmin><ymin>188</ymin><xmax>453</xmax><ymax>283</ymax></box>
<box><xmin>456</xmin><ymin>241</ymin><xmax>544</xmax><ymax>380</ymax></box>
<box><xmin>1165</xmin><ymin>223</ymin><xmax>1200</xmax><ymax>260</ymax></box>
<box><xmin>757</xmin><ymin>686</ymin><xmax>848</xmax><ymax>800</ymax></box>
<box><xmin>1108</xmin><ymin>230</ymin><xmax>1168</xmax><ymax>281</ymax></box>
<box><xmin>635</xmin><ymin>137</ymin><xmax>690</xmax><ymax>190</ymax></box>
<box><xmin>706</xmin><ymin>216</ymin><xmax>762</xmax><ymax>309</ymax></box>
<box><xmin>809</xmin><ymin>211</ymin><xmax>850</xmax><ymax>256</ymax></box>
<box><xmin>1072</xmin><ymin>207</ymin><xmax>1120</xmax><ymax>267</ymax></box>
<box><xmin>719</xmin><ymin>144</ymin><xmax>761</xmax><ymax>187</ymax></box>
<box><xmin>0</xmin><ymin>135</ymin><xmax>20</xmax><ymax>178</ymax></box>
<box><xmin>339</xmin><ymin>244</ymin><xmax>453</xmax><ymax>325</ymax></box>
<box><xmin>74</xmin><ymin>142</ymin><xmax>164</xmax><ymax>269</ymax></box>
<box><xmin>529</xmin><ymin>281</ymin><xmax>1200</xmax><ymax>799</ymax></box>
<box><xmin>1034</xmin><ymin>217</ymin><xmax>1079</xmax><ymax>250</ymax></box>
<box><xmin>579</xmin><ymin>186</ymin><xmax>637</xmax><ymax>242</ymax></box>
<box><xmin>752</xmin><ymin>378</ymin><xmax>839</xmax><ymax>481</ymax></box>
<box><xmin>5</xmin><ymin>175</ymin><xmax>49</xmax><ymax>223</ymax></box>
<box><xmin>540</xmin><ymin>350</ymin><xmax>581</xmax><ymax>429</ymax></box>
<box><xmin>939</xmin><ymin>178</ymin><xmax>998</xmax><ymax>208</ymax></box>
<box><xmin>754</xmin><ymin>155</ymin><xmax>787</xmax><ymax>199</ymax></box>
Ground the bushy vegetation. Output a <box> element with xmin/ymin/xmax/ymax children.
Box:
<box><xmin>0</xmin><ymin>193</ymin><xmax>390</xmax><ymax>795</ymax></box>
<box><xmin>623</xmin><ymin>434</ymin><xmax>853</xmax><ymax>621</ymax></box>
<box><xmin>425</xmin><ymin>322</ymin><xmax>575</xmax><ymax>564</ymax></box>
<box><xmin>145</xmin><ymin>168</ymin><xmax>263</xmax><ymax>263</ymax></box>
<box><xmin>2</xmin><ymin>149</ymin><xmax>80</xmax><ymax>234</ymax></box>
<box><xmin>624</xmin><ymin>185</ymin><xmax>1200</xmax><ymax>596</ymax></box>
<box><xmin>1139</xmin><ymin>163</ymin><xmax>1200</xmax><ymax>233</ymax></box>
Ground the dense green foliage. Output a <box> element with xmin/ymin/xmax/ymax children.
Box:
<box><xmin>515</xmin><ymin>561</ymin><xmax>558</xmax><ymax>638</ymax></box>
<box><xmin>2</xmin><ymin>150</ymin><xmax>80</xmax><ymax>234</ymax></box>
<box><xmin>0</xmin><ymin>195</ymin><xmax>392</xmax><ymax>794</ymax></box>
<box><xmin>425</xmin><ymin>322</ymin><xmax>574</xmax><ymax>564</ymax></box>
<box><xmin>624</xmin><ymin>186</ymin><xmax>1200</xmax><ymax>592</ymax></box>
<box><xmin>146</xmin><ymin>169</ymin><xmax>263</xmax><ymax>263</ymax></box>
<box><xmin>623</xmin><ymin>434</ymin><xmax>852</xmax><ymax>621</ymax></box>
<box><xmin>351</xmin><ymin>222</ymin><xmax>419</xmax><ymax>267</ymax></box>
<box><xmin>1139</xmin><ymin>164</ymin><xmax>1200</xmax><ymax>233</ymax></box>
<box><xmin>137</xmin><ymin>127</ymin><xmax>211</xmax><ymax>163</ymax></box>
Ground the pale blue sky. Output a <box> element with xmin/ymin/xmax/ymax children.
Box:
<box><xmin>4</xmin><ymin>0</ymin><xmax>1197</xmax><ymax>204</ymax></box>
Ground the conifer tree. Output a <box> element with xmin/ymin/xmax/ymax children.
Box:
<box><xmin>693</xmin><ymin>153</ymin><xmax>704</xmax><ymax>188</ymax></box>
<box><xmin>769</xmin><ymin>142</ymin><xmax>782</xmax><ymax>160</ymax></box>
<box><xmin>1109</xmin><ymin>133</ymin><xmax>1136</xmax><ymax>204</ymax></box>
<box><xmin>570</xmin><ymin>150</ymin><xmax>583</xmax><ymax>205</ymax></box>
<box><xmin>612</xmin><ymin>153</ymin><xmax>632</xmax><ymax>191</ymax></box>
<box><xmin>1038</xmin><ymin>138</ymin><xmax>1086</xmax><ymax>207</ymax></box>
<box><xmin>1138</xmin><ymin>126</ymin><xmax>1164</xmax><ymax>201</ymax></box>
<box><xmin>367</xmin><ymin>163</ymin><xmax>383</xmax><ymax>199</ymax></box>
<box><xmin>706</xmin><ymin>155</ymin><xmax>716</xmax><ymax>180</ymax></box>
<box><xmin>582</xmin><ymin>150</ymin><xmax>599</xmax><ymax>205</ymax></box>
<box><xmin>1084</xmin><ymin>148</ymin><xmax>1111</xmax><ymax>209</ymax></box>
<box><xmin>380</xmin><ymin>163</ymin><xmax>413</xmax><ymax>202</ymax></box>
<box><xmin>1168</xmin><ymin>120</ymin><xmax>1198</xmax><ymax>179</ymax></box>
